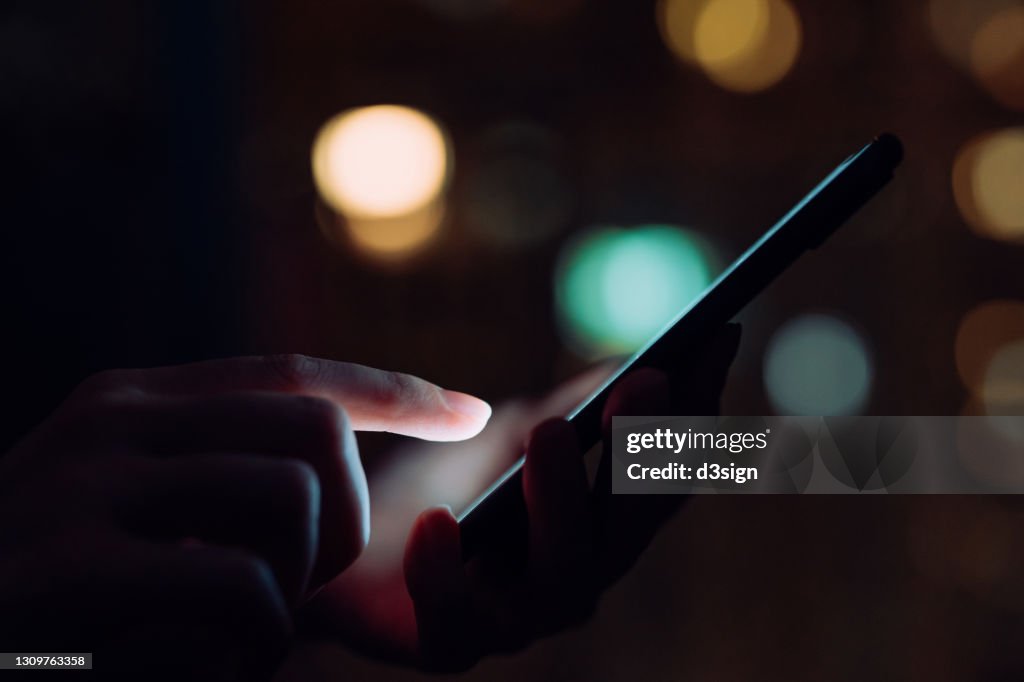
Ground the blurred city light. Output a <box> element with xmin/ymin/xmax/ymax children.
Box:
<box><xmin>315</xmin><ymin>196</ymin><xmax>446</xmax><ymax>261</ymax></box>
<box><xmin>764</xmin><ymin>315</ymin><xmax>872</xmax><ymax>415</ymax></box>
<box><xmin>347</xmin><ymin>199</ymin><xmax>446</xmax><ymax>260</ymax></box>
<box><xmin>978</xmin><ymin>339</ymin><xmax>1024</xmax><ymax>452</ymax></box>
<box><xmin>957</xmin><ymin>398</ymin><xmax>1024</xmax><ymax>488</ymax></box>
<box><xmin>926</xmin><ymin>0</ymin><xmax>1017</xmax><ymax>71</ymax></box>
<box><xmin>659</xmin><ymin>0</ymin><xmax>802</xmax><ymax>93</ymax></box>
<box><xmin>982</xmin><ymin>339</ymin><xmax>1024</xmax><ymax>415</ymax></box>
<box><xmin>954</xmin><ymin>299</ymin><xmax>1024</xmax><ymax>392</ymax></box>
<box><xmin>657</xmin><ymin>0</ymin><xmax>706</xmax><ymax>64</ymax></box>
<box><xmin>464</xmin><ymin>156</ymin><xmax>573</xmax><ymax>248</ymax></box>
<box><xmin>312</xmin><ymin>105</ymin><xmax>450</xmax><ymax>219</ymax></box>
<box><xmin>970</xmin><ymin>6</ymin><xmax>1024</xmax><ymax>111</ymax></box>
<box><xmin>555</xmin><ymin>225</ymin><xmax>716</xmax><ymax>357</ymax></box>
<box><xmin>694</xmin><ymin>0</ymin><xmax>769</xmax><ymax>67</ymax></box>
<box><xmin>953</xmin><ymin>128</ymin><xmax>1024</xmax><ymax>242</ymax></box>
<box><xmin>464</xmin><ymin>122</ymin><xmax>573</xmax><ymax>250</ymax></box>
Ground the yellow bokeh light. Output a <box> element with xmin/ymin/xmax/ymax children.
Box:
<box><xmin>982</xmin><ymin>340</ymin><xmax>1024</xmax><ymax>413</ymax></box>
<box><xmin>312</xmin><ymin>105</ymin><xmax>450</xmax><ymax>219</ymax></box>
<box><xmin>317</xmin><ymin>196</ymin><xmax>445</xmax><ymax>261</ymax></box>
<box><xmin>952</xmin><ymin>128</ymin><xmax>1024</xmax><ymax>242</ymax></box>
<box><xmin>955</xmin><ymin>300</ymin><xmax>1024</xmax><ymax>393</ymax></box>
<box><xmin>928</xmin><ymin>0</ymin><xmax>1024</xmax><ymax>109</ymax></box>
<box><xmin>659</xmin><ymin>0</ymin><xmax>801</xmax><ymax>93</ymax></box>
<box><xmin>694</xmin><ymin>0</ymin><xmax>768</xmax><ymax>67</ymax></box>
<box><xmin>657</xmin><ymin>0</ymin><xmax>707</xmax><ymax>64</ymax></box>
<box><xmin>970</xmin><ymin>6</ymin><xmax>1024</xmax><ymax>110</ymax></box>
<box><xmin>927</xmin><ymin>0</ymin><xmax>1016</xmax><ymax>70</ymax></box>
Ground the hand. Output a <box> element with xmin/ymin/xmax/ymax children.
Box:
<box><xmin>304</xmin><ymin>325</ymin><xmax>741</xmax><ymax>671</ymax></box>
<box><xmin>0</xmin><ymin>355</ymin><xmax>490</xmax><ymax>679</ymax></box>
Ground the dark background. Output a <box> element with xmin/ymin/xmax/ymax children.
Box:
<box><xmin>2</xmin><ymin>1</ymin><xmax>1023</xmax><ymax>680</ymax></box>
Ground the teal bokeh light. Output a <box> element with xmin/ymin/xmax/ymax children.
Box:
<box><xmin>764</xmin><ymin>314</ymin><xmax>872</xmax><ymax>415</ymax></box>
<box><xmin>555</xmin><ymin>225</ymin><xmax>715</xmax><ymax>357</ymax></box>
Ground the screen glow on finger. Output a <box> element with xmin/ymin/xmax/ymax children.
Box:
<box><xmin>555</xmin><ymin>225</ymin><xmax>716</xmax><ymax>358</ymax></box>
<box><xmin>312</xmin><ymin>105</ymin><xmax>450</xmax><ymax>219</ymax></box>
<box><xmin>764</xmin><ymin>315</ymin><xmax>872</xmax><ymax>415</ymax></box>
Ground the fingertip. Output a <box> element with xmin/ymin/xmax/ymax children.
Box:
<box><xmin>404</xmin><ymin>506</ymin><xmax>462</xmax><ymax>601</ymax></box>
<box><xmin>442</xmin><ymin>390</ymin><xmax>492</xmax><ymax>423</ymax></box>
<box><xmin>434</xmin><ymin>390</ymin><xmax>491</xmax><ymax>441</ymax></box>
<box><xmin>404</xmin><ymin>507</ymin><xmax>478</xmax><ymax>672</ymax></box>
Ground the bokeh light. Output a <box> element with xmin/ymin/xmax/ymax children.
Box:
<box><xmin>764</xmin><ymin>315</ymin><xmax>872</xmax><ymax>415</ymax></box>
<box><xmin>312</xmin><ymin>105</ymin><xmax>450</xmax><ymax>219</ymax></box>
<box><xmin>555</xmin><ymin>225</ymin><xmax>716</xmax><ymax>357</ymax></box>
<box><xmin>957</xmin><ymin>399</ymin><xmax>1024</xmax><ymax>488</ymax></box>
<box><xmin>970</xmin><ymin>6</ymin><xmax>1024</xmax><ymax>111</ymax></box>
<box><xmin>316</xmin><ymin>197</ymin><xmax>446</xmax><ymax>261</ymax></box>
<box><xmin>982</xmin><ymin>339</ymin><xmax>1024</xmax><ymax>415</ymax></box>
<box><xmin>464</xmin><ymin>122</ymin><xmax>573</xmax><ymax>250</ymax></box>
<box><xmin>694</xmin><ymin>0</ymin><xmax>769</xmax><ymax>67</ymax></box>
<box><xmin>952</xmin><ymin>128</ymin><xmax>1024</xmax><ymax>242</ymax></box>
<box><xmin>658</xmin><ymin>0</ymin><xmax>802</xmax><ymax>93</ymax></box>
<box><xmin>955</xmin><ymin>300</ymin><xmax>1024</xmax><ymax>392</ymax></box>
<box><xmin>657</xmin><ymin>0</ymin><xmax>707</xmax><ymax>64</ymax></box>
<box><xmin>926</xmin><ymin>0</ymin><xmax>1017</xmax><ymax>71</ymax></box>
<box><xmin>464</xmin><ymin>156</ymin><xmax>573</xmax><ymax>248</ymax></box>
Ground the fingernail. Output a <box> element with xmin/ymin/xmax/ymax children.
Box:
<box><xmin>441</xmin><ymin>390</ymin><xmax>492</xmax><ymax>423</ymax></box>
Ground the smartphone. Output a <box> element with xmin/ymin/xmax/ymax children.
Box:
<box><xmin>457</xmin><ymin>133</ymin><xmax>904</xmax><ymax>558</ymax></box>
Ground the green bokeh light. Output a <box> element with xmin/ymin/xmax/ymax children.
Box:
<box><xmin>764</xmin><ymin>314</ymin><xmax>872</xmax><ymax>415</ymax></box>
<box><xmin>555</xmin><ymin>225</ymin><xmax>715</xmax><ymax>357</ymax></box>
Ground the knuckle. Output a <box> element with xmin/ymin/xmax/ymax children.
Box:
<box><xmin>73</xmin><ymin>369</ymin><xmax>136</xmax><ymax>398</ymax></box>
<box><xmin>50</xmin><ymin>400</ymin><xmax>117</xmax><ymax>447</ymax></box>
<box><xmin>261</xmin><ymin>353</ymin><xmax>320</xmax><ymax>390</ymax></box>
<box><xmin>274</xmin><ymin>459</ymin><xmax>320</xmax><ymax>520</ymax></box>
<box><xmin>221</xmin><ymin>551</ymin><xmax>278</xmax><ymax>601</ymax></box>
<box><xmin>297</xmin><ymin>396</ymin><xmax>349</xmax><ymax>453</ymax></box>
<box><xmin>53</xmin><ymin>384</ymin><xmax>149</xmax><ymax>447</ymax></box>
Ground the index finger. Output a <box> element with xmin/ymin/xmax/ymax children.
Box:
<box><xmin>114</xmin><ymin>355</ymin><xmax>491</xmax><ymax>441</ymax></box>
